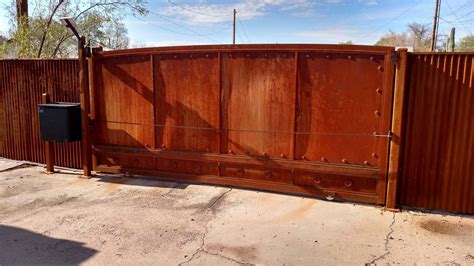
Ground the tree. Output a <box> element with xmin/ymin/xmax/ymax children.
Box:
<box><xmin>338</xmin><ymin>40</ymin><xmax>353</xmax><ymax>45</ymax></box>
<box><xmin>0</xmin><ymin>0</ymin><xmax>147</xmax><ymax>58</ymax></box>
<box><xmin>375</xmin><ymin>23</ymin><xmax>431</xmax><ymax>51</ymax></box>
<box><xmin>458</xmin><ymin>35</ymin><xmax>474</xmax><ymax>52</ymax></box>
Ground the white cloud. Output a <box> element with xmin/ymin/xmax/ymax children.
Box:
<box><xmin>155</xmin><ymin>0</ymin><xmax>319</xmax><ymax>25</ymax></box>
<box><xmin>292</xmin><ymin>27</ymin><xmax>362</xmax><ymax>43</ymax></box>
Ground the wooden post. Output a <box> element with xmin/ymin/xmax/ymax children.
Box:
<box><xmin>42</xmin><ymin>93</ymin><xmax>55</xmax><ymax>173</ymax></box>
<box><xmin>79</xmin><ymin>36</ymin><xmax>92</xmax><ymax>178</ymax></box>
<box><xmin>386</xmin><ymin>48</ymin><xmax>408</xmax><ymax>211</ymax></box>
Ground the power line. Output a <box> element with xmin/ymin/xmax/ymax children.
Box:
<box><xmin>442</xmin><ymin>0</ymin><xmax>474</xmax><ymax>16</ymax></box>
<box><xmin>134</xmin><ymin>16</ymin><xmax>198</xmax><ymax>36</ymax></box>
<box><xmin>237</xmin><ymin>16</ymin><xmax>251</xmax><ymax>43</ymax></box>
<box><xmin>355</xmin><ymin>0</ymin><xmax>424</xmax><ymax>42</ymax></box>
<box><xmin>167</xmin><ymin>0</ymin><xmax>230</xmax><ymax>17</ymax></box>
<box><xmin>148</xmin><ymin>10</ymin><xmax>223</xmax><ymax>43</ymax></box>
<box><xmin>236</xmin><ymin>27</ymin><xmax>245</xmax><ymax>44</ymax></box>
<box><xmin>444</xmin><ymin>0</ymin><xmax>473</xmax><ymax>34</ymax></box>
<box><xmin>440</xmin><ymin>15</ymin><xmax>474</xmax><ymax>23</ymax></box>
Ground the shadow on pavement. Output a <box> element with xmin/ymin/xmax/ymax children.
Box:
<box><xmin>97</xmin><ymin>174</ymin><xmax>189</xmax><ymax>190</ymax></box>
<box><xmin>0</xmin><ymin>225</ymin><xmax>96</xmax><ymax>264</ymax></box>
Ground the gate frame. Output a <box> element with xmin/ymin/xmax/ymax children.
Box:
<box><xmin>83</xmin><ymin>44</ymin><xmax>402</xmax><ymax>209</ymax></box>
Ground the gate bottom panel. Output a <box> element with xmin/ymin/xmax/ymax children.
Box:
<box><xmin>93</xmin><ymin>146</ymin><xmax>385</xmax><ymax>204</ymax></box>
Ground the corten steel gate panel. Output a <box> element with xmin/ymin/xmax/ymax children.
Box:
<box><xmin>90</xmin><ymin>44</ymin><xmax>396</xmax><ymax>204</ymax></box>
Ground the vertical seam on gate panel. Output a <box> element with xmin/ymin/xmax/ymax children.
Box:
<box><xmin>291</xmin><ymin>52</ymin><xmax>299</xmax><ymax>162</ymax></box>
<box><xmin>151</xmin><ymin>54</ymin><xmax>156</xmax><ymax>170</ymax></box>
<box><xmin>217</xmin><ymin>51</ymin><xmax>222</xmax><ymax>176</ymax></box>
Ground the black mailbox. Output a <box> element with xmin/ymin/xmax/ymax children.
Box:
<box><xmin>38</xmin><ymin>103</ymin><xmax>82</xmax><ymax>142</ymax></box>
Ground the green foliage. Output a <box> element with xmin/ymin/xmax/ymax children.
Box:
<box><xmin>458</xmin><ymin>35</ymin><xmax>474</xmax><ymax>52</ymax></box>
<box><xmin>0</xmin><ymin>0</ymin><xmax>148</xmax><ymax>58</ymax></box>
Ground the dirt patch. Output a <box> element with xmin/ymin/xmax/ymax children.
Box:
<box><xmin>206</xmin><ymin>243</ymin><xmax>258</xmax><ymax>262</ymax></box>
<box><xmin>418</xmin><ymin>219</ymin><xmax>473</xmax><ymax>236</ymax></box>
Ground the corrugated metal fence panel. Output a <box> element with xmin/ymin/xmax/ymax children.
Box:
<box><xmin>399</xmin><ymin>53</ymin><xmax>473</xmax><ymax>213</ymax></box>
<box><xmin>0</xmin><ymin>59</ymin><xmax>81</xmax><ymax>169</ymax></box>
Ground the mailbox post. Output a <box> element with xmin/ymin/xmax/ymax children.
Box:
<box><xmin>42</xmin><ymin>93</ymin><xmax>54</xmax><ymax>173</ymax></box>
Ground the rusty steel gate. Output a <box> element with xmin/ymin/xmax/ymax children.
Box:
<box><xmin>90</xmin><ymin>44</ymin><xmax>396</xmax><ymax>204</ymax></box>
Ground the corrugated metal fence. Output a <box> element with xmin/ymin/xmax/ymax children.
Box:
<box><xmin>399</xmin><ymin>53</ymin><xmax>473</xmax><ymax>213</ymax></box>
<box><xmin>0</xmin><ymin>59</ymin><xmax>82</xmax><ymax>169</ymax></box>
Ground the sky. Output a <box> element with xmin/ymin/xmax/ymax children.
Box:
<box><xmin>0</xmin><ymin>0</ymin><xmax>473</xmax><ymax>47</ymax></box>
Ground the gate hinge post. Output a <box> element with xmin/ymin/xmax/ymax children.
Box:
<box><xmin>390</xmin><ymin>51</ymin><xmax>400</xmax><ymax>65</ymax></box>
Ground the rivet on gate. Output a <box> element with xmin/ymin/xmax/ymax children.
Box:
<box><xmin>144</xmin><ymin>143</ymin><xmax>150</xmax><ymax>148</ymax></box>
<box><xmin>314</xmin><ymin>177</ymin><xmax>321</xmax><ymax>184</ymax></box>
<box><xmin>372</xmin><ymin>152</ymin><xmax>378</xmax><ymax>158</ymax></box>
<box><xmin>228</xmin><ymin>149</ymin><xmax>234</xmax><ymax>154</ymax></box>
<box><xmin>301</xmin><ymin>155</ymin><xmax>307</xmax><ymax>160</ymax></box>
<box><xmin>306</xmin><ymin>54</ymin><xmax>310</xmax><ymax>58</ymax></box>
<box><xmin>321</xmin><ymin>157</ymin><xmax>327</xmax><ymax>162</ymax></box>
<box><xmin>370</xmin><ymin>56</ymin><xmax>374</xmax><ymax>61</ymax></box>
<box><xmin>280</xmin><ymin>153</ymin><xmax>285</xmax><ymax>158</ymax></box>
<box><xmin>264</xmin><ymin>53</ymin><xmax>268</xmax><ymax>57</ymax></box>
<box><xmin>342</xmin><ymin>158</ymin><xmax>348</xmax><ymax>163</ymax></box>
<box><xmin>375</xmin><ymin>110</ymin><xmax>381</xmax><ymax>116</ymax></box>
<box><xmin>326</xmin><ymin>55</ymin><xmax>331</xmax><ymax>59</ymax></box>
<box><xmin>229</xmin><ymin>54</ymin><xmax>232</xmax><ymax>58</ymax></box>
<box><xmin>190</xmin><ymin>55</ymin><xmax>193</xmax><ymax>58</ymax></box>
<box><xmin>161</xmin><ymin>144</ymin><xmax>166</xmax><ymax>149</ymax></box>
<box><xmin>264</xmin><ymin>171</ymin><xmax>272</xmax><ymax>178</ymax></box>
<box><xmin>174</xmin><ymin>55</ymin><xmax>178</xmax><ymax>59</ymax></box>
<box><xmin>364</xmin><ymin>161</ymin><xmax>370</xmax><ymax>166</ymax></box>
<box><xmin>377</xmin><ymin>65</ymin><xmax>383</xmax><ymax>71</ymax></box>
<box><xmin>347</xmin><ymin>55</ymin><xmax>352</xmax><ymax>59</ymax></box>
<box><xmin>206</xmin><ymin>54</ymin><xmax>209</xmax><ymax>58</ymax></box>
<box><xmin>282</xmin><ymin>54</ymin><xmax>286</xmax><ymax>57</ymax></box>
<box><xmin>246</xmin><ymin>53</ymin><xmax>250</xmax><ymax>57</ymax></box>
<box><xmin>262</xmin><ymin>152</ymin><xmax>268</xmax><ymax>156</ymax></box>
<box><xmin>376</xmin><ymin>88</ymin><xmax>383</xmax><ymax>94</ymax></box>
<box><xmin>344</xmin><ymin>180</ymin><xmax>353</xmax><ymax>188</ymax></box>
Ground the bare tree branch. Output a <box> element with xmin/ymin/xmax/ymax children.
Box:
<box><xmin>37</xmin><ymin>0</ymin><xmax>65</xmax><ymax>58</ymax></box>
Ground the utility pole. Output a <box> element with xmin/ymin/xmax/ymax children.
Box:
<box><xmin>233</xmin><ymin>9</ymin><xmax>236</xmax><ymax>45</ymax></box>
<box><xmin>430</xmin><ymin>0</ymin><xmax>441</xmax><ymax>51</ymax></box>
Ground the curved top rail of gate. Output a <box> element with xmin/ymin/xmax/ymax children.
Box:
<box><xmin>97</xmin><ymin>44</ymin><xmax>395</xmax><ymax>57</ymax></box>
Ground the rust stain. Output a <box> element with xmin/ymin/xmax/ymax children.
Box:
<box><xmin>418</xmin><ymin>219</ymin><xmax>473</xmax><ymax>236</ymax></box>
<box><xmin>275</xmin><ymin>199</ymin><xmax>316</xmax><ymax>223</ymax></box>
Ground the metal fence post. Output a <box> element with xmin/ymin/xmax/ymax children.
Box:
<box><xmin>386</xmin><ymin>48</ymin><xmax>408</xmax><ymax>211</ymax></box>
<box><xmin>79</xmin><ymin>36</ymin><xmax>92</xmax><ymax>178</ymax></box>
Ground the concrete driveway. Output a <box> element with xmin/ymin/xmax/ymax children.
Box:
<box><xmin>0</xmin><ymin>158</ymin><xmax>473</xmax><ymax>265</ymax></box>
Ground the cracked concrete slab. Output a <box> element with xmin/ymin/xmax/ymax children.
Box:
<box><xmin>0</xmin><ymin>158</ymin><xmax>473</xmax><ymax>265</ymax></box>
